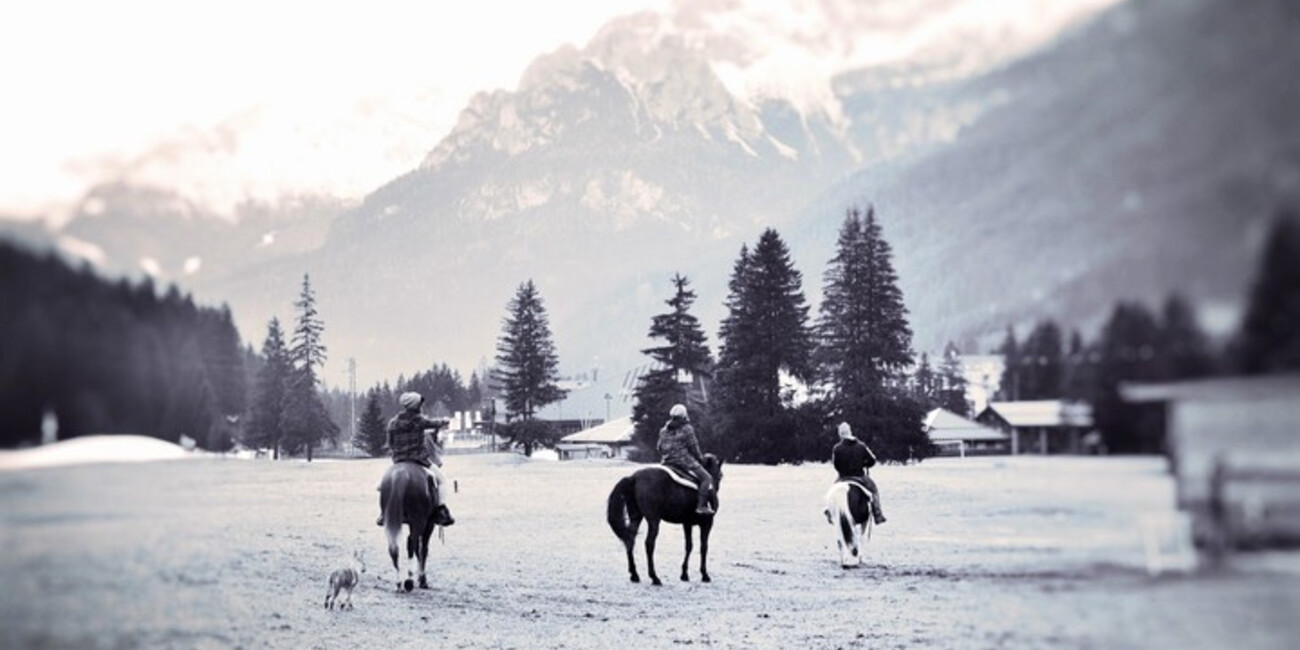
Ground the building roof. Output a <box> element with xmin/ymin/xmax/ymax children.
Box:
<box><xmin>560</xmin><ymin>416</ymin><xmax>634</xmax><ymax>445</ymax></box>
<box><xmin>924</xmin><ymin>408</ymin><xmax>1009</xmax><ymax>442</ymax></box>
<box><xmin>1120</xmin><ymin>373</ymin><xmax>1300</xmax><ymax>403</ymax></box>
<box><xmin>983</xmin><ymin>400</ymin><xmax>1093</xmax><ymax>427</ymax></box>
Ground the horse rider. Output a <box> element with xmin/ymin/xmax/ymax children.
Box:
<box><xmin>377</xmin><ymin>392</ymin><xmax>455</xmax><ymax>527</ymax></box>
<box><xmin>831</xmin><ymin>421</ymin><xmax>887</xmax><ymax>525</ymax></box>
<box><xmin>657</xmin><ymin>403</ymin><xmax>715</xmax><ymax>515</ymax></box>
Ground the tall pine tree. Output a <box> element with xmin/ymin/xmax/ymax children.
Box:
<box><xmin>1093</xmin><ymin>302</ymin><xmax>1165</xmax><ymax>454</ymax></box>
<box><xmin>631</xmin><ymin>274</ymin><xmax>714</xmax><ymax>459</ymax></box>
<box><xmin>493</xmin><ymin>280</ymin><xmax>567</xmax><ymax>455</ymax></box>
<box><xmin>1236</xmin><ymin>208</ymin><xmax>1300</xmax><ymax>373</ymax></box>
<box><xmin>714</xmin><ymin>229</ymin><xmax>814</xmax><ymax>463</ymax></box>
<box><xmin>282</xmin><ymin>274</ymin><xmax>338</xmax><ymax>461</ymax></box>
<box><xmin>815</xmin><ymin>206</ymin><xmax>928</xmax><ymax>462</ymax></box>
<box><xmin>354</xmin><ymin>390</ymin><xmax>388</xmax><ymax>457</ymax></box>
<box><xmin>247</xmin><ymin>318</ymin><xmax>291</xmax><ymax>458</ymax></box>
<box><xmin>1020</xmin><ymin>319</ymin><xmax>1065</xmax><ymax>399</ymax></box>
<box><xmin>937</xmin><ymin>342</ymin><xmax>971</xmax><ymax>417</ymax></box>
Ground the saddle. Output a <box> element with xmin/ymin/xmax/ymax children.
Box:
<box><xmin>652</xmin><ymin>464</ymin><xmax>703</xmax><ymax>491</ymax></box>
<box><xmin>836</xmin><ymin>477</ymin><xmax>873</xmax><ymax>501</ymax></box>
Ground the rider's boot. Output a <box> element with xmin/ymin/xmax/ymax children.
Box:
<box><xmin>695</xmin><ymin>490</ymin><xmax>715</xmax><ymax>516</ymax></box>
<box><xmin>872</xmin><ymin>502</ymin><xmax>887</xmax><ymax>525</ymax></box>
<box><xmin>376</xmin><ymin>513</ymin><xmax>384</xmax><ymax>527</ymax></box>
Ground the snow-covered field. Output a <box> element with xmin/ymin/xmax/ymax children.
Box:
<box><xmin>1</xmin><ymin>449</ymin><xmax>1297</xmax><ymax>650</ymax></box>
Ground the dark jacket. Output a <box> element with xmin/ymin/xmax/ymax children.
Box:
<box><xmin>387</xmin><ymin>411</ymin><xmax>445</xmax><ymax>467</ymax></box>
<box><xmin>832</xmin><ymin>437</ymin><xmax>877</xmax><ymax>479</ymax></box>
<box><xmin>658</xmin><ymin>419</ymin><xmax>704</xmax><ymax>469</ymax></box>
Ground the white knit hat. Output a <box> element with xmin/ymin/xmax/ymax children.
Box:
<box><xmin>837</xmin><ymin>422</ymin><xmax>854</xmax><ymax>439</ymax></box>
<box><xmin>399</xmin><ymin>392</ymin><xmax>424</xmax><ymax>410</ymax></box>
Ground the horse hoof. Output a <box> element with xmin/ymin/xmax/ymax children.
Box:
<box><xmin>651</xmin><ymin>578</ymin><xmax>663</xmax><ymax>587</ymax></box>
<box><xmin>702</xmin><ymin>575</ymin><xmax>711</xmax><ymax>583</ymax></box>
<box><xmin>418</xmin><ymin>577</ymin><xmax>429</xmax><ymax>590</ymax></box>
<box><xmin>680</xmin><ymin>574</ymin><xmax>689</xmax><ymax>582</ymax></box>
<box><xmin>403</xmin><ymin>579</ymin><xmax>414</xmax><ymax>592</ymax></box>
<box><xmin>630</xmin><ymin>574</ymin><xmax>640</xmax><ymax>583</ymax></box>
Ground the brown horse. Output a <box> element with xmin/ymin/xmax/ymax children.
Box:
<box><xmin>606</xmin><ymin>454</ymin><xmax>723</xmax><ymax>586</ymax></box>
<box><xmin>378</xmin><ymin>462</ymin><xmax>436</xmax><ymax>591</ymax></box>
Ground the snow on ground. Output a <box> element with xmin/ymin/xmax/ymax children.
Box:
<box><xmin>0</xmin><ymin>453</ymin><xmax>1296</xmax><ymax>650</ymax></box>
<box><xmin>0</xmin><ymin>435</ymin><xmax>193</xmax><ymax>471</ymax></box>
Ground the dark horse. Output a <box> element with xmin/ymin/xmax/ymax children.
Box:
<box><xmin>606</xmin><ymin>454</ymin><xmax>723</xmax><ymax>586</ymax></box>
<box><xmin>378</xmin><ymin>462</ymin><xmax>437</xmax><ymax>591</ymax></box>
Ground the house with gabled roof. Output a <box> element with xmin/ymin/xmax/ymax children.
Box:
<box><xmin>924</xmin><ymin>407</ymin><xmax>1010</xmax><ymax>457</ymax></box>
<box><xmin>976</xmin><ymin>400</ymin><xmax>1096</xmax><ymax>455</ymax></box>
<box><xmin>556</xmin><ymin>416</ymin><xmax>635</xmax><ymax>460</ymax></box>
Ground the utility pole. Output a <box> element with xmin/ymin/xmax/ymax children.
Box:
<box><xmin>347</xmin><ymin>357</ymin><xmax>357</xmax><ymax>453</ymax></box>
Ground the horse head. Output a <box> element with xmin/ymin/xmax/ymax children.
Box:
<box><xmin>702</xmin><ymin>453</ymin><xmax>724</xmax><ymax>490</ymax></box>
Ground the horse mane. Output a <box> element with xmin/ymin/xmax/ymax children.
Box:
<box><xmin>701</xmin><ymin>453</ymin><xmax>723</xmax><ymax>483</ymax></box>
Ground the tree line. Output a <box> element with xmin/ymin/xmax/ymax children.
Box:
<box><xmin>5</xmin><ymin>203</ymin><xmax>1294</xmax><ymax>464</ymax></box>
<box><xmin>0</xmin><ymin>241</ymin><xmax>246</xmax><ymax>449</ymax></box>
<box><xmin>981</xmin><ymin>207</ymin><xmax>1300</xmax><ymax>454</ymax></box>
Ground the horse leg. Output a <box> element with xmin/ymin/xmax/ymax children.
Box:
<box><xmin>417</xmin><ymin>525</ymin><xmax>432</xmax><ymax>589</ymax></box>
<box><xmin>645</xmin><ymin>519</ymin><xmax>662</xmax><ymax>586</ymax></box>
<box><xmin>625</xmin><ymin>513</ymin><xmax>642</xmax><ymax>583</ymax></box>
<box><xmin>401</xmin><ymin>530</ymin><xmax>416</xmax><ymax>592</ymax></box>
<box><xmin>680</xmin><ymin>524</ymin><xmax>693</xmax><ymax>582</ymax></box>
<box><xmin>699</xmin><ymin>519</ymin><xmax>712</xmax><ymax>583</ymax></box>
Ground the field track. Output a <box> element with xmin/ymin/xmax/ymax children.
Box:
<box><xmin>1</xmin><ymin>453</ymin><xmax>1296</xmax><ymax>650</ymax></box>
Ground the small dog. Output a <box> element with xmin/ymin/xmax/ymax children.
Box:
<box><xmin>324</xmin><ymin>549</ymin><xmax>366</xmax><ymax>610</ymax></box>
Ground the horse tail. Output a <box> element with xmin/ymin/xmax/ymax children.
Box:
<box><xmin>607</xmin><ymin>475</ymin><xmax>640</xmax><ymax>548</ymax></box>
<box><xmin>383</xmin><ymin>469</ymin><xmax>407</xmax><ymax>570</ymax></box>
<box><xmin>838</xmin><ymin>507</ymin><xmax>856</xmax><ymax>554</ymax></box>
<box><xmin>825</xmin><ymin>482</ymin><xmax>859</xmax><ymax>562</ymax></box>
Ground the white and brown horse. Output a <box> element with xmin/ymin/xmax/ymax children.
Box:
<box><xmin>823</xmin><ymin>480</ymin><xmax>873</xmax><ymax>568</ymax></box>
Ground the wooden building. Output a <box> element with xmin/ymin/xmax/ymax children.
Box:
<box><xmin>1122</xmin><ymin>373</ymin><xmax>1300</xmax><ymax>548</ymax></box>
<box><xmin>924</xmin><ymin>407</ymin><xmax>1010</xmax><ymax>457</ymax></box>
<box><xmin>556</xmin><ymin>417</ymin><xmax>635</xmax><ymax>460</ymax></box>
<box><xmin>976</xmin><ymin>400</ymin><xmax>1095</xmax><ymax>455</ymax></box>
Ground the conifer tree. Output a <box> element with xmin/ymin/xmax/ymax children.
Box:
<box><xmin>1020</xmin><ymin>320</ymin><xmax>1064</xmax><ymax>399</ymax></box>
<box><xmin>995</xmin><ymin>325</ymin><xmax>1020</xmax><ymax>401</ymax></box>
<box><xmin>493</xmin><ymin>280</ymin><xmax>567</xmax><ymax>455</ymax></box>
<box><xmin>1236</xmin><ymin>209</ymin><xmax>1300</xmax><ymax>373</ymax></box>
<box><xmin>937</xmin><ymin>342</ymin><xmax>971</xmax><ymax>417</ymax></box>
<box><xmin>911</xmin><ymin>352</ymin><xmax>938</xmax><ymax>408</ymax></box>
<box><xmin>1093</xmin><ymin>302</ymin><xmax>1165</xmax><ymax>453</ymax></box>
<box><xmin>631</xmin><ymin>274</ymin><xmax>713</xmax><ymax>458</ymax></box>
<box><xmin>354</xmin><ymin>390</ymin><xmax>388</xmax><ymax>457</ymax></box>
<box><xmin>815</xmin><ymin>206</ymin><xmax>928</xmax><ymax>462</ymax></box>
<box><xmin>714</xmin><ymin>229</ymin><xmax>814</xmax><ymax>462</ymax></box>
<box><xmin>282</xmin><ymin>274</ymin><xmax>338</xmax><ymax>461</ymax></box>
<box><xmin>1159</xmin><ymin>294</ymin><xmax>1216</xmax><ymax>380</ymax></box>
<box><xmin>247</xmin><ymin>318</ymin><xmax>291</xmax><ymax>458</ymax></box>
<box><xmin>1062</xmin><ymin>329</ymin><xmax>1097</xmax><ymax>403</ymax></box>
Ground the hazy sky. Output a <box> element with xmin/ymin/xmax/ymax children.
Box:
<box><xmin>1</xmin><ymin>0</ymin><xmax>668</xmax><ymax>217</ymax></box>
<box><xmin>1</xmin><ymin>0</ymin><xmax>1118</xmax><ymax>221</ymax></box>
